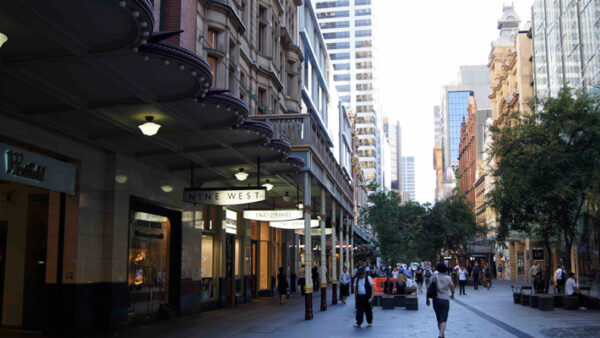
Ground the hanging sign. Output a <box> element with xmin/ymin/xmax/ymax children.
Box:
<box><xmin>0</xmin><ymin>143</ymin><xmax>76</xmax><ymax>194</ymax></box>
<box><xmin>294</xmin><ymin>227</ymin><xmax>332</xmax><ymax>235</ymax></box>
<box><xmin>270</xmin><ymin>219</ymin><xmax>319</xmax><ymax>229</ymax></box>
<box><xmin>243</xmin><ymin>209</ymin><xmax>302</xmax><ymax>221</ymax></box>
<box><xmin>183</xmin><ymin>188</ymin><xmax>266</xmax><ymax>205</ymax></box>
<box><xmin>224</xmin><ymin>209</ymin><xmax>238</xmax><ymax>234</ymax></box>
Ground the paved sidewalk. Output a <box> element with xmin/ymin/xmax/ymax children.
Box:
<box><xmin>110</xmin><ymin>280</ymin><xmax>600</xmax><ymax>338</ymax></box>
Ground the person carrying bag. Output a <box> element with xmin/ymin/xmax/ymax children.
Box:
<box><xmin>426</xmin><ymin>264</ymin><xmax>455</xmax><ymax>338</ymax></box>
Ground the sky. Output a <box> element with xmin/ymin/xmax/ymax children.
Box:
<box><xmin>376</xmin><ymin>0</ymin><xmax>533</xmax><ymax>204</ymax></box>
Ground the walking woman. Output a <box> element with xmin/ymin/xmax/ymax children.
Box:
<box><xmin>297</xmin><ymin>264</ymin><xmax>306</xmax><ymax>295</ymax></box>
<box><xmin>339</xmin><ymin>266</ymin><xmax>351</xmax><ymax>304</ymax></box>
<box><xmin>277</xmin><ymin>267</ymin><xmax>289</xmax><ymax>304</ymax></box>
<box><xmin>426</xmin><ymin>263</ymin><xmax>455</xmax><ymax>338</ymax></box>
<box><xmin>415</xmin><ymin>267</ymin><xmax>424</xmax><ymax>293</ymax></box>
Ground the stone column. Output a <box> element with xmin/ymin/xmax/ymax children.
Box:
<box><xmin>339</xmin><ymin>207</ymin><xmax>344</xmax><ymax>278</ymax></box>
<box><xmin>319</xmin><ymin>188</ymin><xmax>327</xmax><ymax>311</ymax></box>
<box><xmin>331</xmin><ymin>198</ymin><xmax>338</xmax><ymax>305</ymax></box>
<box><xmin>303</xmin><ymin>172</ymin><xmax>313</xmax><ymax>320</ymax></box>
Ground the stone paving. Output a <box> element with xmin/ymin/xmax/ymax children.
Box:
<box><xmin>110</xmin><ymin>280</ymin><xmax>600</xmax><ymax>338</ymax></box>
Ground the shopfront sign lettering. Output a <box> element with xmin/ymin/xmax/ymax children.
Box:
<box><xmin>5</xmin><ymin>150</ymin><xmax>46</xmax><ymax>182</ymax></box>
<box><xmin>243</xmin><ymin>209</ymin><xmax>303</xmax><ymax>221</ymax></box>
<box><xmin>0</xmin><ymin>143</ymin><xmax>75</xmax><ymax>194</ymax></box>
<box><xmin>294</xmin><ymin>227</ymin><xmax>331</xmax><ymax>235</ymax></box>
<box><xmin>271</xmin><ymin>219</ymin><xmax>320</xmax><ymax>229</ymax></box>
<box><xmin>183</xmin><ymin>188</ymin><xmax>266</xmax><ymax>205</ymax></box>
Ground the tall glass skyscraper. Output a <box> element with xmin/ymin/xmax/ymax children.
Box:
<box><xmin>532</xmin><ymin>0</ymin><xmax>600</xmax><ymax>98</ymax></box>
<box><xmin>314</xmin><ymin>0</ymin><xmax>382</xmax><ymax>189</ymax></box>
<box><xmin>401</xmin><ymin>156</ymin><xmax>415</xmax><ymax>201</ymax></box>
<box><xmin>447</xmin><ymin>91</ymin><xmax>473</xmax><ymax>169</ymax></box>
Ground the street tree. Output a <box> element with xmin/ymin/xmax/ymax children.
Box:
<box><xmin>488</xmin><ymin>88</ymin><xmax>600</xmax><ymax>271</ymax></box>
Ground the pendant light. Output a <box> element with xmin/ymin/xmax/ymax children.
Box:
<box><xmin>138</xmin><ymin>116</ymin><xmax>161</xmax><ymax>136</ymax></box>
<box><xmin>235</xmin><ymin>168</ymin><xmax>248</xmax><ymax>181</ymax></box>
<box><xmin>262</xmin><ymin>179</ymin><xmax>273</xmax><ymax>191</ymax></box>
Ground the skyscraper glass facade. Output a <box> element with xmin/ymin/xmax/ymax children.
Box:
<box><xmin>448</xmin><ymin>91</ymin><xmax>472</xmax><ymax>168</ymax></box>
<box><xmin>315</xmin><ymin>0</ymin><xmax>382</xmax><ymax>189</ymax></box>
<box><xmin>401</xmin><ymin>156</ymin><xmax>415</xmax><ymax>201</ymax></box>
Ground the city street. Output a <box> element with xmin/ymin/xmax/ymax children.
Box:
<box><xmin>111</xmin><ymin>280</ymin><xmax>600</xmax><ymax>338</ymax></box>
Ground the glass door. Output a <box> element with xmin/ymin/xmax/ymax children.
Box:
<box><xmin>128</xmin><ymin>211</ymin><xmax>171</xmax><ymax>317</ymax></box>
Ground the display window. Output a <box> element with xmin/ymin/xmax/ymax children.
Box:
<box><xmin>201</xmin><ymin>234</ymin><xmax>216</xmax><ymax>300</ymax></box>
<box><xmin>127</xmin><ymin>211</ymin><xmax>171</xmax><ymax>317</ymax></box>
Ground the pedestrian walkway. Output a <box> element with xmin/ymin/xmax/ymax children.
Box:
<box><xmin>109</xmin><ymin>280</ymin><xmax>600</xmax><ymax>338</ymax></box>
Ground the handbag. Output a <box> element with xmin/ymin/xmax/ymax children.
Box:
<box><xmin>427</xmin><ymin>275</ymin><xmax>437</xmax><ymax>299</ymax></box>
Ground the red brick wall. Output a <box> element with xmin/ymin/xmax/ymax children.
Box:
<box><xmin>158</xmin><ymin>0</ymin><xmax>197</xmax><ymax>50</ymax></box>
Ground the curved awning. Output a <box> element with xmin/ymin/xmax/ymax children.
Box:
<box><xmin>0</xmin><ymin>0</ymin><xmax>302</xmax><ymax>187</ymax></box>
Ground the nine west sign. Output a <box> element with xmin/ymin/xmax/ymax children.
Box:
<box><xmin>0</xmin><ymin>143</ymin><xmax>76</xmax><ymax>194</ymax></box>
<box><xmin>184</xmin><ymin>188</ymin><xmax>266</xmax><ymax>205</ymax></box>
<box><xmin>243</xmin><ymin>209</ymin><xmax>303</xmax><ymax>221</ymax></box>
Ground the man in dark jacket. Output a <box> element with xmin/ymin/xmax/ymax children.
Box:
<box><xmin>354</xmin><ymin>268</ymin><xmax>374</xmax><ymax>328</ymax></box>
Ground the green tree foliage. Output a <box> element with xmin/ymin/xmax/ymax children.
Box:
<box><xmin>488</xmin><ymin>88</ymin><xmax>600</xmax><ymax>271</ymax></box>
<box><xmin>361</xmin><ymin>191</ymin><xmax>479</xmax><ymax>265</ymax></box>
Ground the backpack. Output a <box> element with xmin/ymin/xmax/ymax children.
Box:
<box><xmin>425</xmin><ymin>269</ymin><xmax>432</xmax><ymax>278</ymax></box>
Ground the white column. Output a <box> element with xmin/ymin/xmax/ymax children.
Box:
<box><xmin>320</xmin><ymin>188</ymin><xmax>327</xmax><ymax>288</ymax></box>
<box><xmin>303</xmin><ymin>172</ymin><xmax>312</xmax><ymax>293</ymax></box>
<box><xmin>331</xmin><ymin>198</ymin><xmax>337</xmax><ymax>283</ymax></box>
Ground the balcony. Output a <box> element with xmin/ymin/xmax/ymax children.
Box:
<box><xmin>252</xmin><ymin>113</ymin><xmax>353</xmax><ymax>201</ymax></box>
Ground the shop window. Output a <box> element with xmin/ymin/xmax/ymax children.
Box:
<box><xmin>128</xmin><ymin>211</ymin><xmax>171</xmax><ymax>316</ymax></box>
<box><xmin>259</xmin><ymin>222</ymin><xmax>270</xmax><ymax>290</ymax></box>
<box><xmin>201</xmin><ymin>234</ymin><xmax>216</xmax><ymax>300</ymax></box>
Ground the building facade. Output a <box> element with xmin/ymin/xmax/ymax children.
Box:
<box><xmin>401</xmin><ymin>156</ymin><xmax>415</xmax><ymax>201</ymax></box>
<box><xmin>383</xmin><ymin>118</ymin><xmax>402</xmax><ymax>196</ymax></box>
<box><xmin>314</xmin><ymin>0</ymin><xmax>383</xmax><ymax>190</ymax></box>
<box><xmin>458</xmin><ymin>96</ymin><xmax>478</xmax><ymax>206</ymax></box>
<box><xmin>0</xmin><ymin>0</ymin><xmax>362</xmax><ymax>335</ymax></box>
<box><xmin>532</xmin><ymin>0</ymin><xmax>600</xmax><ymax>99</ymax></box>
<box><xmin>488</xmin><ymin>5</ymin><xmax>543</xmax><ymax>281</ymax></box>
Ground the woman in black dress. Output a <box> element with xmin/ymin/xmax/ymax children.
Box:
<box><xmin>277</xmin><ymin>267</ymin><xmax>289</xmax><ymax>304</ymax></box>
<box><xmin>416</xmin><ymin>267</ymin><xmax>424</xmax><ymax>294</ymax></box>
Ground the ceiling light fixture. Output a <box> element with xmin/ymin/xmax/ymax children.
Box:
<box><xmin>282</xmin><ymin>191</ymin><xmax>291</xmax><ymax>202</ymax></box>
<box><xmin>161</xmin><ymin>185</ymin><xmax>173</xmax><ymax>193</ymax></box>
<box><xmin>115</xmin><ymin>174</ymin><xmax>128</xmax><ymax>184</ymax></box>
<box><xmin>0</xmin><ymin>33</ymin><xmax>7</xmax><ymax>48</ymax></box>
<box><xmin>262</xmin><ymin>179</ymin><xmax>273</xmax><ymax>191</ymax></box>
<box><xmin>235</xmin><ymin>168</ymin><xmax>248</xmax><ymax>181</ymax></box>
<box><xmin>138</xmin><ymin>116</ymin><xmax>161</xmax><ymax>136</ymax></box>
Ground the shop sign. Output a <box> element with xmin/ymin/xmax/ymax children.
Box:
<box><xmin>243</xmin><ymin>209</ymin><xmax>302</xmax><ymax>221</ymax></box>
<box><xmin>224</xmin><ymin>209</ymin><xmax>237</xmax><ymax>234</ymax></box>
<box><xmin>183</xmin><ymin>188</ymin><xmax>266</xmax><ymax>205</ymax></box>
<box><xmin>294</xmin><ymin>227</ymin><xmax>331</xmax><ymax>235</ymax></box>
<box><xmin>270</xmin><ymin>219</ymin><xmax>319</xmax><ymax>229</ymax></box>
<box><xmin>0</xmin><ymin>143</ymin><xmax>75</xmax><ymax>194</ymax></box>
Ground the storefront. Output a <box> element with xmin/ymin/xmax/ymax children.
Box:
<box><xmin>0</xmin><ymin>141</ymin><xmax>76</xmax><ymax>331</ymax></box>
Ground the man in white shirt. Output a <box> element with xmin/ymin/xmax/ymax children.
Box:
<box><xmin>565</xmin><ymin>272</ymin><xmax>587</xmax><ymax>310</ymax></box>
<box><xmin>354</xmin><ymin>268</ymin><xmax>374</xmax><ymax>328</ymax></box>
<box><xmin>458</xmin><ymin>265</ymin><xmax>468</xmax><ymax>295</ymax></box>
<box><xmin>404</xmin><ymin>273</ymin><xmax>417</xmax><ymax>295</ymax></box>
<box><xmin>554</xmin><ymin>266</ymin><xmax>566</xmax><ymax>293</ymax></box>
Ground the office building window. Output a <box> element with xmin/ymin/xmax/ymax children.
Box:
<box><xmin>355</xmin><ymin>8</ymin><xmax>371</xmax><ymax>16</ymax></box>
<box><xmin>333</xmin><ymin>63</ymin><xmax>350</xmax><ymax>70</ymax></box>
<box><xmin>330</xmin><ymin>52</ymin><xmax>350</xmax><ymax>60</ymax></box>
<box><xmin>323</xmin><ymin>31</ymin><xmax>350</xmax><ymax>39</ymax></box>
<box><xmin>320</xmin><ymin>21</ymin><xmax>350</xmax><ymax>29</ymax></box>
<box><xmin>317</xmin><ymin>10</ymin><xmax>350</xmax><ymax>19</ymax></box>
<box><xmin>355</xmin><ymin>19</ymin><xmax>371</xmax><ymax>27</ymax></box>
<box><xmin>334</xmin><ymin>74</ymin><xmax>351</xmax><ymax>81</ymax></box>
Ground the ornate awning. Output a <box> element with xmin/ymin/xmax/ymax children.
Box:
<box><xmin>0</xmin><ymin>0</ymin><xmax>303</xmax><ymax>187</ymax></box>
